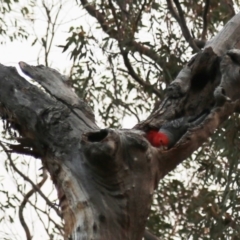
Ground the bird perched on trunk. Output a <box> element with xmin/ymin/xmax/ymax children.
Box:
<box><xmin>146</xmin><ymin>113</ymin><xmax>207</xmax><ymax>149</ymax></box>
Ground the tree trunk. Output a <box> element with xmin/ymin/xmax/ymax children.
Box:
<box><xmin>1</xmin><ymin>12</ymin><xmax>240</xmax><ymax>240</ymax></box>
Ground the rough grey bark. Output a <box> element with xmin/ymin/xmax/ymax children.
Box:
<box><xmin>1</xmin><ymin>12</ymin><xmax>240</xmax><ymax>240</ymax></box>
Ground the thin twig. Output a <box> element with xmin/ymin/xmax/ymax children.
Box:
<box><xmin>42</xmin><ymin>0</ymin><xmax>51</xmax><ymax>66</ymax></box>
<box><xmin>80</xmin><ymin>0</ymin><xmax>164</xmax><ymax>67</ymax></box>
<box><xmin>108</xmin><ymin>0</ymin><xmax>121</xmax><ymax>31</ymax></box>
<box><xmin>134</xmin><ymin>0</ymin><xmax>147</xmax><ymax>34</ymax></box>
<box><xmin>167</xmin><ymin>0</ymin><xmax>200</xmax><ymax>52</ymax></box>
<box><xmin>201</xmin><ymin>0</ymin><xmax>210</xmax><ymax>40</ymax></box>
<box><xmin>106</xmin><ymin>0</ymin><xmax>162</xmax><ymax>98</ymax></box>
<box><xmin>114</xmin><ymin>99</ymin><xmax>141</xmax><ymax>123</ymax></box>
<box><xmin>120</xmin><ymin>49</ymin><xmax>162</xmax><ymax>98</ymax></box>
<box><xmin>27</xmin><ymin>200</ymin><xmax>64</xmax><ymax>235</ymax></box>
<box><xmin>42</xmin><ymin>0</ymin><xmax>62</xmax><ymax>66</ymax></box>
<box><xmin>18</xmin><ymin>169</ymin><xmax>47</xmax><ymax>240</ymax></box>
<box><xmin>0</xmin><ymin>141</ymin><xmax>61</xmax><ymax>216</ymax></box>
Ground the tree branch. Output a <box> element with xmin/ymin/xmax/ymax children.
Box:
<box><xmin>206</xmin><ymin>13</ymin><xmax>240</xmax><ymax>55</ymax></box>
<box><xmin>0</xmin><ymin>141</ymin><xmax>61</xmax><ymax>216</ymax></box>
<box><xmin>42</xmin><ymin>0</ymin><xmax>62</xmax><ymax>67</ymax></box>
<box><xmin>201</xmin><ymin>0</ymin><xmax>210</xmax><ymax>40</ymax></box>
<box><xmin>167</xmin><ymin>0</ymin><xmax>200</xmax><ymax>52</ymax></box>
<box><xmin>108</xmin><ymin>0</ymin><xmax>121</xmax><ymax>32</ymax></box>
<box><xmin>166</xmin><ymin>0</ymin><xmax>180</xmax><ymax>22</ymax></box>
<box><xmin>18</xmin><ymin>61</ymin><xmax>96</xmax><ymax>127</ymax></box>
<box><xmin>120</xmin><ymin>49</ymin><xmax>162</xmax><ymax>98</ymax></box>
<box><xmin>108</xmin><ymin>55</ymin><xmax>141</xmax><ymax>122</ymax></box>
<box><xmin>134</xmin><ymin>0</ymin><xmax>148</xmax><ymax>34</ymax></box>
<box><xmin>108</xmin><ymin>0</ymin><xmax>161</xmax><ymax>98</ymax></box>
<box><xmin>79</xmin><ymin>0</ymin><xmax>164</xmax><ymax>66</ymax></box>
<box><xmin>18</xmin><ymin>169</ymin><xmax>47</xmax><ymax>240</ymax></box>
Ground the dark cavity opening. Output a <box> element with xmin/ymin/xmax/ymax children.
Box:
<box><xmin>221</xmin><ymin>88</ymin><xmax>226</xmax><ymax>95</ymax></box>
<box><xmin>88</xmin><ymin>129</ymin><xmax>108</xmax><ymax>142</ymax></box>
<box><xmin>99</xmin><ymin>214</ymin><xmax>106</xmax><ymax>223</ymax></box>
<box><xmin>93</xmin><ymin>223</ymin><xmax>97</xmax><ymax>232</ymax></box>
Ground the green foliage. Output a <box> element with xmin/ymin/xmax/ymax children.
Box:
<box><xmin>0</xmin><ymin>0</ymin><xmax>28</xmax><ymax>43</ymax></box>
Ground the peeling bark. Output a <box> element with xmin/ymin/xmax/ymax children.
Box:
<box><xmin>1</xmin><ymin>12</ymin><xmax>240</xmax><ymax>240</ymax></box>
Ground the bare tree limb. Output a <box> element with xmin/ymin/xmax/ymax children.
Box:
<box><xmin>166</xmin><ymin>0</ymin><xmax>180</xmax><ymax>22</ymax></box>
<box><xmin>79</xmin><ymin>0</ymin><xmax>164</xmax><ymax>66</ymax></box>
<box><xmin>0</xmin><ymin>141</ymin><xmax>61</xmax><ymax>216</ymax></box>
<box><xmin>134</xmin><ymin>0</ymin><xmax>148</xmax><ymax>34</ymax></box>
<box><xmin>109</xmin><ymin>55</ymin><xmax>141</xmax><ymax>122</ymax></box>
<box><xmin>27</xmin><ymin>200</ymin><xmax>64</xmax><ymax>236</ymax></box>
<box><xmin>201</xmin><ymin>0</ymin><xmax>210</xmax><ymax>40</ymax></box>
<box><xmin>167</xmin><ymin>0</ymin><xmax>200</xmax><ymax>52</ymax></box>
<box><xmin>120</xmin><ymin>49</ymin><xmax>162</xmax><ymax>98</ymax></box>
<box><xmin>18</xmin><ymin>169</ymin><xmax>47</xmax><ymax>240</ymax></box>
<box><xmin>42</xmin><ymin>0</ymin><xmax>62</xmax><ymax>66</ymax></box>
<box><xmin>108</xmin><ymin>0</ymin><xmax>162</xmax><ymax>98</ymax></box>
<box><xmin>108</xmin><ymin>0</ymin><xmax>121</xmax><ymax>32</ymax></box>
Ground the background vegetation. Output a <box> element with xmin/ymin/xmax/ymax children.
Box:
<box><xmin>0</xmin><ymin>0</ymin><xmax>240</xmax><ymax>239</ymax></box>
